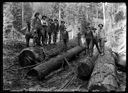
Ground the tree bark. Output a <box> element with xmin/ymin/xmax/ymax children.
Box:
<box><xmin>27</xmin><ymin>46</ymin><xmax>85</xmax><ymax>79</ymax></box>
<box><xmin>18</xmin><ymin>46</ymin><xmax>45</xmax><ymax>67</ymax></box>
<box><xmin>88</xmin><ymin>48</ymin><xmax>119</xmax><ymax>92</ymax></box>
<box><xmin>77</xmin><ymin>48</ymin><xmax>99</xmax><ymax>80</ymax></box>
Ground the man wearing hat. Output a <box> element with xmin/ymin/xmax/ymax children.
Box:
<box><xmin>84</xmin><ymin>26</ymin><xmax>93</xmax><ymax>57</ymax></box>
<box><xmin>91</xmin><ymin>27</ymin><xmax>102</xmax><ymax>55</ymax></box>
<box><xmin>41</xmin><ymin>15</ymin><xmax>48</xmax><ymax>45</ymax></box>
<box><xmin>53</xmin><ymin>19</ymin><xmax>59</xmax><ymax>44</ymax></box>
<box><xmin>59</xmin><ymin>21</ymin><xmax>66</xmax><ymax>41</ymax></box>
<box><xmin>47</xmin><ymin>19</ymin><xmax>55</xmax><ymax>44</ymax></box>
<box><xmin>28</xmin><ymin>12</ymin><xmax>42</xmax><ymax>46</ymax></box>
<box><xmin>62</xmin><ymin>27</ymin><xmax>69</xmax><ymax>52</ymax></box>
<box><xmin>98</xmin><ymin>24</ymin><xmax>105</xmax><ymax>55</ymax></box>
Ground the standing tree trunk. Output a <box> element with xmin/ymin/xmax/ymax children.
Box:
<box><xmin>88</xmin><ymin>48</ymin><xmax>119</xmax><ymax>91</ymax></box>
<box><xmin>59</xmin><ymin>3</ymin><xmax>61</xmax><ymax>41</ymax></box>
<box><xmin>103</xmin><ymin>3</ymin><xmax>106</xmax><ymax>37</ymax></box>
<box><xmin>22</xmin><ymin>2</ymin><xmax>24</xmax><ymax>28</ymax></box>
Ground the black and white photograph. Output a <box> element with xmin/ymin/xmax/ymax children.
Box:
<box><xmin>3</xmin><ymin>2</ymin><xmax>126</xmax><ymax>92</ymax></box>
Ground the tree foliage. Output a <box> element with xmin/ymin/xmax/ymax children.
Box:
<box><xmin>10</xmin><ymin>2</ymin><xmax>22</xmax><ymax>31</ymax></box>
<box><xmin>23</xmin><ymin>3</ymin><xmax>33</xmax><ymax>23</ymax></box>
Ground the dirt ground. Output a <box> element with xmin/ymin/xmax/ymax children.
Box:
<box><xmin>3</xmin><ymin>38</ymin><xmax>126</xmax><ymax>91</ymax></box>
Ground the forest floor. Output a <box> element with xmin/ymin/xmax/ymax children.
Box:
<box><xmin>3</xmin><ymin>37</ymin><xmax>126</xmax><ymax>91</ymax></box>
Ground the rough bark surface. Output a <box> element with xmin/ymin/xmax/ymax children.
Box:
<box><xmin>27</xmin><ymin>46</ymin><xmax>85</xmax><ymax>79</ymax></box>
<box><xmin>88</xmin><ymin>48</ymin><xmax>119</xmax><ymax>92</ymax></box>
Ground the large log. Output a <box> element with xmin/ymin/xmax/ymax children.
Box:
<box><xmin>18</xmin><ymin>46</ymin><xmax>45</xmax><ymax>67</ymax></box>
<box><xmin>77</xmin><ymin>48</ymin><xmax>99</xmax><ymax>80</ymax></box>
<box><xmin>27</xmin><ymin>46</ymin><xmax>85</xmax><ymax>79</ymax></box>
<box><xmin>18</xmin><ymin>40</ymin><xmax>77</xmax><ymax>67</ymax></box>
<box><xmin>88</xmin><ymin>48</ymin><xmax>119</xmax><ymax>92</ymax></box>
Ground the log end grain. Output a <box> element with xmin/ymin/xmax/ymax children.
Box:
<box><xmin>18</xmin><ymin>47</ymin><xmax>45</xmax><ymax>67</ymax></box>
<box><xmin>18</xmin><ymin>50</ymin><xmax>36</xmax><ymax>67</ymax></box>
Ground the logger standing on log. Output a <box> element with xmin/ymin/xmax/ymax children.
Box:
<box><xmin>62</xmin><ymin>27</ymin><xmax>69</xmax><ymax>52</ymax></box>
<box><xmin>85</xmin><ymin>27</ymin><xmax>93</xmax><ymax>57</ymax></box>
<box><xmin>59</xmin><ymin>21</ymin><xmax>66</xmax><ymax>41</ymax></box>
<box><xmin>29</xmin><ymin>12</ymin><xmax>42</xmax><ymax>46</ymax></box>
<box><xmin>47</xmin><ymin>19</ymin><xmax>53</xmax><ymax>44</ymax></box>
<box><xmin>77</xmin><ymin>27</ymin><xmax>81</xmax><ymax>46</ymax></box>
<box><xmin>53</xmin><ymin>19</ymin><xmax>59</xmax><ymax>44</ymax></box>
<box><xmin>98</xmin><ymin>24</ymin><xmax>105</xmax><ymax>56</ymax></box>
<box><xmin>41</xmin><ymin>15</ymin><xmax>48</xmax><ymax>45</ymax></box>
<box><xmin>91</xmin><ymin>27</ymin><xmax>102</xmax><ymax>55</ymax></box>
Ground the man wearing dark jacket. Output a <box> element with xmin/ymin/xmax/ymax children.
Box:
<box><xmin>53</xmin><ymin>19</ymin><xmax>59</xmax><ymax>44</ymax></box>
<box><xmin>59</xmin><ymin>21</ymin><xmax>65</xmax><ymax>41</ymax></box>
<box><xmin>85</xmin><ymin>27</ymin><xmax>93</xmax><ymax>57</ymax></box>
<box><xmin>62</xmin><ymin>27</ymin><xmax>69</xmax><ymax>52</ymax></box>
<box><xmin>91</xmin><ymin>27</ymin><xmax>102</xmax><ymax>55</ymax></box>
<box><xmin>41</xmin><ymin>15</ymin><xmax>48</xmax><ymax>45</ymax></box>
<box><xmin>47</xmin><ymin>19</ymin><xmax>55</xmax><ymax>44</ymax></box>
<box><xmin>30</xmin><ymin>12</ymin><xmax>42</xmax><ymax>46</ymax></box>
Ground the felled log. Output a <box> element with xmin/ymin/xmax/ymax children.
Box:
<box><xmin>111</xmin><ymin>51</ymin><xmax>126</xmax><ymax>72</ymax></box>
<box><xmin>77</xmin><ymin>48</ymin><xmax>99</xmax><ymax>80</ymax></box>
<box><xmin>18</xmin><ymin>42</ymin><xmax>76</xmax><ymax>67</ymax></box>
<box><xmin>18</xmin><ymin>46</ymin><xmax>45</xmax><ymax>67</ymax></box>
<box><xmin>27</xmin><ymin>46</ymin><xmax>85</xmax><ymax>79</ymax></box>
<box><xmin>88</xmin><ymin>49</ymin><xmax>119</xmax><ymax>91</ymax></box>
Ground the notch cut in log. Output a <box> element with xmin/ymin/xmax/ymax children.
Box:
<box><xmin>77</xmin><ymin>48</ymin><xmax>99</xmax><ymax>80</ymax></box>
<box><xmin>88</xmin><ymin>48</ymin><xmax>119</xmax><ymax>92</ymax></box>
<box><xmin>27</xmin><ymin>46</ymin><xmax>85</xmax><ymax>80</ymax></box>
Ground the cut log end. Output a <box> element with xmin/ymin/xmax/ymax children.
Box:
<box><xmin>18</xmin><ymin>50</ymin><xmax>36</xmax><ymax>67</ymax></box>
<box><xmin>18</xmin><ymin>47</ymin><xmax>45</xmax><ymax>67</ymax></box>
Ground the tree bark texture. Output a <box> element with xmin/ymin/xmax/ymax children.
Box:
<box><xmin>88</xmin><ymin>48</ymin><xmax>119</xmax><ymax>92</ymax></box>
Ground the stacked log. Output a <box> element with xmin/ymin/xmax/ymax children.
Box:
<box><xmin>88</xmin><ymin>49</ymin><xmax>119</xmax><ymax>91</ymax></box>
<box><xmin>27</xmin><ymin>46</ymin><xmax>85</xmax><ymax>79</ymax></box>
<box><xmin>77</xmin><ymin>48</ymin><xmax>99</xmax><ymax>80</ymax></box>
